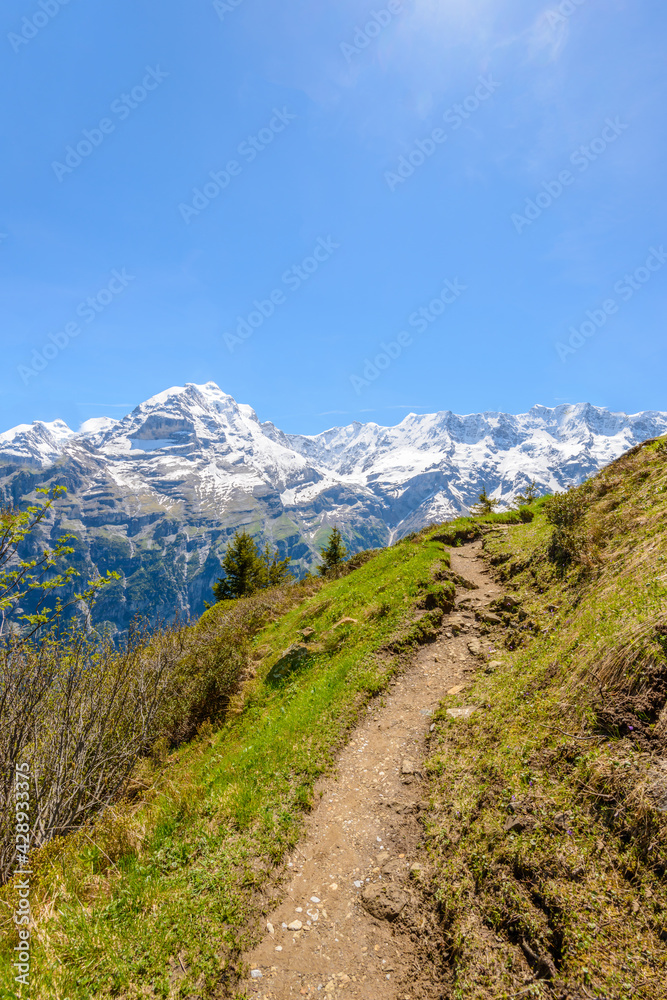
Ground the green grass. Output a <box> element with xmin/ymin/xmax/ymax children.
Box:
<box><xmin>422</xmin><ymin>439</ymin><xmax>667</xmax><ymax>999</ymax></box>
<box><xmin>0</xmin><ymin>535</ymin><xmax>450</xmax><ymax>999</ymax></box>
<box><xmin>6</xmin><ymin>443</ymin><xmax>667</xmax><ymax>999</ymax></box>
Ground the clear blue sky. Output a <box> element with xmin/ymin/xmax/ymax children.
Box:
<box><xmin>1</xmin><ymin>0</ymin><xmax>665</xmax><ymax>435</ymax></box>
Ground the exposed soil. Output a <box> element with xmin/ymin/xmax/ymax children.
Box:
<box><xmin>242</xmin><ymin>542</ymin><xmax>502</xmax><ymax>1000</ymax></box>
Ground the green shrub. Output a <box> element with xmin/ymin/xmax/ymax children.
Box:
<box><xmin>543</xmin><ymin>489</ymin><xmax>589</xmax><ymax>568</ymax></box>
<box><xmin>0</xmin><ymin>583</ymin><xmax>303</xmax><ymax>885</ymax></box>
<box><xmin>345</xmin><ymin>548</ymin><xmax>379</xmax><ymax>572</ymax></box>
<box><xmin>543</xmin><ymin>490</ymin><xmax>588</xmax><ymax>529</ymax></box>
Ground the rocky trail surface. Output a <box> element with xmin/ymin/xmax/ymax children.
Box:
<box><xmin>242</xmin><ymin>541</ymin><xmax>503</xmax><ymax>1000</ymax></box>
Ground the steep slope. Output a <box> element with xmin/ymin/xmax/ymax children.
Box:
<box><xmin>420</xmin><ymin>436</ymin><xmax>667</xmax><ymax>998</ymax></box>
<box><xmin>1</xmin><ymin>383</ymin><xmax>665</xmax><ymax>631</ymax></box>
<box><xmin>4</xmin><ymin>437</ymin><xmax>666</xmax><ymax>1000</ymax></box>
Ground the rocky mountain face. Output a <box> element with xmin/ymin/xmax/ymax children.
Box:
<box><xmin>1</xmin><ymin>382</ymin><xmax>665</xmax><ymax>633</ymax></box>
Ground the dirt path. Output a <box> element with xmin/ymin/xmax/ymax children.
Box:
<box><xmin>243</xmin><ymin>541</ymin><xmax>502</xmax><ymax>1000</ymax></box>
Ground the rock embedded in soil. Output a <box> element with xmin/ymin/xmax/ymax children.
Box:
<box><xmin>360</xmin><ymin>884</ymin><xmax>410</xmax><ymax>921</ymax></box>
<box><xmin>476</xmin><ymin>610</ymin><xmax>503</xmax><ymax>625</ymax></box>
<box><xmin>504</xmin><ymin>816</ymin><xmax>532</xmax><ymax>834</ymax></box>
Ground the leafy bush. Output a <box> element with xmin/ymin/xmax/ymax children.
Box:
<box><xmin>0</xmin><ymin>583</ymin><xmax>303</xmax><ymax>885</ymax></box>
<box><xmin>543</xmin><ymin>489</ymin><xmax>589</xmax><ymax>568</ymax></box>
<box><xmin>345</xmin><ymin>548</ymin><xmax>378</xmax><ymax>572</ymax></box>
<box><xmin>543</xmin><ymin>490</ymin><xmax>588</xmax><ymax>529</ymax></box>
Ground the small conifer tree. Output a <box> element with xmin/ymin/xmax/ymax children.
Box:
<box><xmin>515</xmin><ymin>480</ymin><xmax>540</xmax><ymax>506</ymax></box>
<box><xmin>318</xmin><ymin>526</ymin><xmax>347</xmax><ymax>577</ymax></box>
<box><xmin>470</xmin><ymin>487</ymin><xmax>500</xmax><ymax>516</ymax></box>
<box><xmin>260</xmin><ymin>542</ymin><xmax>292</xmax><ymax>588</ymax></box>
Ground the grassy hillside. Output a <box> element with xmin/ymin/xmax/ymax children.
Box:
<box><xmin>0</xmin><ymin>535</ymin><xmax>454</xmax><ymax>998</ymax></box>
<box><xmin>2</xmin><ymin>438</ymin><xmax>666</xmax><ymax>999</ymax></box>
<box><xmin>423</xmin><ymin>437</ymin><xmax>667</xmax><ymax>998</ymax></box>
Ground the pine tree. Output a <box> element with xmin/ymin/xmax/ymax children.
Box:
<box><xmin>515</xmin><ymin>480</ymin><xmax>540</xmax><ymax>506</ymax></box>
<box><xmin>260</xmin><ymin>542</ymin><xmax>292</xmax><ymax>588</ymax></box>
<box><xmin>470</xmin><ymin>487</ymin><xmax>500</xmax><ymax>516</ymax></box>
<box><xmin>318</xmin><ymin>526</ymin><xmax>347</xmax><ymax>577</ymax></box>
<box><xmin>213</xmin><ymin>530</ymin><xmax>291</xmax><ymax>601</ymax></box>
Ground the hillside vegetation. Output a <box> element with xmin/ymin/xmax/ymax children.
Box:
<box><xmin>0</xmin><ymin>534</ymin><xmax>455</xmax><ymax>998</ymax></box>
<box><xmin>1</xmin><ymin>437</ymin><xmax>666</xmax><ymax>999</ymax></box>
<box><xmin>423</xmin><ymin>437</ymin><xmax>667</xmax><ymax>998</ymax></box>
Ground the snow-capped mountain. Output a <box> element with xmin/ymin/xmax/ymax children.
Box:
<box><xmin>2</xmin><ymin>382</ymin><xmax>665</xmax><ymax>631</ymax></box>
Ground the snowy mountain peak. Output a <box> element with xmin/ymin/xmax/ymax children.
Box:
<box><xmin>0</xmin><ymin>418</ymin><xmax>75</xmax><ymax>468</ymax></box>
<box><xmin>1</xmin><ymin>385</ymin><xmax>665</xmax><ymax>631</ymax></box>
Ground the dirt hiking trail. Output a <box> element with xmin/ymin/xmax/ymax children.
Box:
<box><xmin>243</xmin><ymin>541</ymin><xmax>502</xmax><ymax>1000</ymax></box>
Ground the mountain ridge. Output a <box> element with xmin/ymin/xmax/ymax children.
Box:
<box><xmin>1</xmin><ymin>382</ymin><xmax>666</xmax><ymax>631</ymax></box>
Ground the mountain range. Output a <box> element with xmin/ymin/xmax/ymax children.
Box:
<box><xmin>2</xmin><ymin>382</ymin><xmax>665</xmax><ymax>631</ymax></box>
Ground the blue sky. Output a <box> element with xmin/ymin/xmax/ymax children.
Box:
<box><xmin>1</xmin><ymin>0</ymin><xmax>665</xmax><ymax>435</ymax></box>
